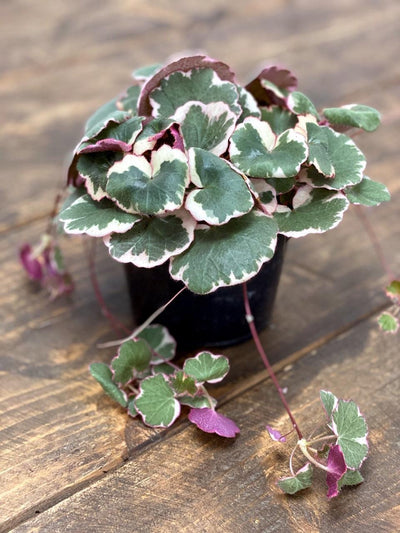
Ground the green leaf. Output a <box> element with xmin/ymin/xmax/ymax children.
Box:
<box><xmin>59</xmin><ymin>192</ymin><xmax>141</xmax><ymax>237</ymax></box>
<box><xmin>230</xmin><ymin>117</ymin><xmax>308</xmax><ymax>178</ymax></box>
<box><xmin>132</xmin><ymin>63</ymin><xmax>162</xmax><ymax>81</ymax></box>
<box><xmin>105</xmin><ymin>211</ymin><xmax>195</xmax><ymax>268</ymax></box>
<box><xmin>111</xmin><ymin>339</ymin><xmax>152</xmax><ymax>385</ymax></box>
<box><xmin>84</xmin><ymin>98</ymin><xmax>131</xmax><ymax>140</ymax></box>
<box><xmin>261</xmin><ymin>106</ymin><xmax>297</xmax><ymax>134</ymax></box>
<box><xmin>179</xmin><ymin>394</ymin><xmax>217</xmax><ymax>409</ymax></box>
<box><xmin>273</xmin><ymin>187</ymin><xmax>349</xmax><ymax>238</ymax></box>
<box><xmin>305</xmin><ymin>123</ymin><xmax>366</xmax><ymax>187</ymax></box>
<box><xmin>277</xmin><ymin>463</ymin><xmax>313</xmax><ymax>495</ymax></box>
<box><xmin>337</xmin><ymin>470</ymin><xmax>364</xmax><ymax>490</ymax></box>
<box><xmin>289</xmin><ymin>91</ymin><xmax>319</xmax><ymax>118</ymax></box>
<box><xmin>137</xmin><ymin>324</ymin><xmax>176</xmax><ymax>363</ymax></box>
<box><xmin>76</xmin><ymin>151</ymin><xmax>123</xmax><ymax>201</ymax></box>
<box><xmin>183</xmin><ymin>352</ymin><xmax>229</xmax><ymax>384</ymax></box>
<box><xmin>170</xmin><ymin>210</ymin><xmax>278</xmax><ymax>294</ymax></box>
<box><xmin>170</xmin><ymin>371</ymin><xmax>197</xmax><ymax>395</ymax></box>
<box><xmin>128</xmin><ymin>397</ymin><xmax>138</xmax><ymax>417</ymax></box>
<box><xmin>386</xmin><ymin>281</ymin><xmax>400</xmax><ymax>298</ymax></box>
<box><xmin>106</xmin><ymin>145</ymin><xmax>189</xmax><ymax>215</ymax></box>
<box><xmin>152</xmin><ymin>363</ymin><xmax>176</xmax><ymax>376</ymax></box>
<box><xmin>149</xmin><ymin>67</ymin><xmax>240</xmax><ymax>117</ymax></box>
<box><xmin>172</xmin><ymin>101</ymin><xmax>237</xmax><ymax>155</ymax></box>
<box><xmin>118</xmin><ymin>85</ymin><xmax>141</xmax><ymax>113</ymax></box>
<box><xmin>186</xmin><ymin>148</ymin><xmax>254</xmax><ymax>225</ymax></box>
<box><xmin>331</xmin><ymin>399</ymin><xmax>368</xmax><ymax>469</ymax></box>
<box><xmin>323</xmin><ymin>104</ymin><xmax>381</xmax><ymax>132</ymax></box>
<box><xmin>78</xmin><ymin>116</ymin><xmax>143</xmax><ymax>152</ymax></box>
<box><xmin>320</xmin><ymin>390</ymin><xmax>338</xmax><ymax>419</ymax></box>
<box><xmin>135</xmin><ymin>375</ymin><xmax>180</xmax><ymax>427</ymax></box>
<box><xmin>345</xmin><ymin>176</ymin><xmax>390</xmax><ymax>206</ymax></box>
<box><xmin>265</xmin><ymin>177</ymin><xmax>295</xmax><ymax>194</ymax></box>
<box><xmin>378</xmin><ymin>312</ymin><xmax>399</xmax><ymax>333</ymax></box>
<box><xmin>89</xmin><ymin>362</ymin><xmax>127</xmax><ymax>407</ymax></box>
<box><xmin>236</xmin><ymin>85</ymin><xmax>261</xmax><ymax>123</ymax></box>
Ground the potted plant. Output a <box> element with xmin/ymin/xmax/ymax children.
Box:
<box><xmin>21</xmin><ymin>54</ymin><xmax>396</xmax><ymax>498</ymax></box>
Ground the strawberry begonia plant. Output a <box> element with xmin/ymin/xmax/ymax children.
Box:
<box><xmin>58</xmin><ymin>55</ymin><xmax>390</xmax><ymax>295</ymax></box>
<box><xmin>21</xmin><ymin>55</ymin><xmax>398</xmax><ymax>498</ymax></box>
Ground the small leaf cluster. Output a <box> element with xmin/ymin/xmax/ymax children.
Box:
<box><xmin>378</xmin><ymin>280</ymin><xmax>400</xmax><ymax>334</ymax></box>
<box><xmin>57</xmin><ymin>55</ymin><xmax>389</xmax><ymax>295</ymax></box>
<box><xmin>90</xmin><ymin>324</ymin><xmax>239</xmax><ymax>436</ymax></box>
<box><xmin>271</xmin><ymin>390</ymin><xmax>368</xmax><ymax>498</ymax></box>
<box><xmin>19</xmin><ymin>233</ymin><xmax>73</xmax><ymax>299</ymax></box>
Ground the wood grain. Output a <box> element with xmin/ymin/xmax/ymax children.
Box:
<box><xmin>1</xmin><ymin>0</ymin><xmax>399</xmax><ymax>530</ymax></box>
<box><xmin>1</xmin><ymin>185</ymin><xmax>399</xmax><ymax>531</ymax></box>
<box><xmin>13</xmin><ymin>314</ymin><xmax>399</xmax><ymax>533</ymax></box>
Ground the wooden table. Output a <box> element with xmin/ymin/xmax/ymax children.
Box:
<box><xmin>1</xmin><ymin>1</ymin><xmax>399</xmax><ymax>531</ymax></box>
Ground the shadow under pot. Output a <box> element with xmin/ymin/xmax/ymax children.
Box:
<box><xmin>124</xmin><ymin>235</ymin><xmax>287</xmax><ymax>353</ymax></box>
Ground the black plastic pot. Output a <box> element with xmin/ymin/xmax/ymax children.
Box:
<box><xmin>125</xmin><ymin>235</ymin><xmax>287</xmax><ymax>353</ymax></box>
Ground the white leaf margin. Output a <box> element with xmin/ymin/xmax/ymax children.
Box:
<box><xmin>275</xmin><ymin>188</ymin><xmax>350</xmax><ymax>238</ymax></box>
<box><xmin>185</xmin><ymin>148</ymin><xmax>254</xmax><ymax>225</ymax></box>
<box><xmin>230</xmin><ymin>116</ymin><xmax>308</xmax><ymax>178</ymax></box>
<box><xmin>59</xmin><ymin>194</ymin><xmax>140</xmax><ymax>237</ymax></box>
<box><xmin>103</xmin><ymin>209</ymin><xmax>197</xmax><ymax>268</ymax></box>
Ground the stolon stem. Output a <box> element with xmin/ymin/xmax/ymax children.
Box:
<box><xmin>242</xmin><ymin>283</ymin><xmax>303</xmax><ymax>440</ymax></box>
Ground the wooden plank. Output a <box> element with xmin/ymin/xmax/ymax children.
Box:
<box><xmin>1</xmin><ymin>0</ymin><xmax>399</xmax><ymax>231</ymax></box>
<box><xmin>1</xmin><ymin>0</ymin><xmax>399</xmax><ymax>528</ymax></box>
<box><xmin>1</xmin><ymin>182</ymin><xmax>399</xmax><ymax>530</ymax></box>
<box><xmin>12</xmin><ymin>314</ymin><xmax>399</xmax><ymax>533</ymax></box>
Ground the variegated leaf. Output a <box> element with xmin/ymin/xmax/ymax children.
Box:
<box><xmin>230</xmin><ymin>117</ymin><xmax>308</xmax><ymax>178</ymax></box>
<box><xmin>250</xmin><ymin>179</ymin><xmax>277</xmax><ymax>214</ymax></box>
<box><xmin>323</xmin><ymin>104</ymin><xmax>381</xmax><ymax>132</ymax></box>
<box><xmin>170</xmin><ymin>210</ymin><xmax>278</xmax><ymax>294</ymax></box>
<box><xmin>77</xmin><ymin>116</ymin><xmax>143</xmax><ymax>154</ymax></box>
<box><xmin>133</xmin><ymin>117</ymin><xmax>175</xmax><ymax>155</ymax></box>
<box><xmin>104</xmin><ymin>211</ymin><xmax>196</xmax><ymax>268</ymax></box>
<box><xmin>106</xmin><ymin>145</ymin><xmax>189</xmax><ymax>215</ymax></box>
<box><xmin>331</xmin><ymin>399</ymin><xmax>369</xmax><ymax>470</ymax></box>
<box><xmin>288</xmin><ymin>91</ymin><xmax>319</xmax><ymax>118</ymax></box>
<box><xmin>261</xmin><ymin>106</ymin><xmax>297</xmax><ymax>134</ymax></box>
<box><xmin>273</xmin><ymin>186</ymin><xmax>349</xmax><ymax>237</ymax></box>
<box><xmin>149</xmin><ymin>68</ymin><xmax>241</xmax><ymax>117</ymax></box>
<box><xmin>185</xmin><ymin>148</ymin><xmax>254</xmax><ymax>225</ymax></box>
<box><xmin>77</xmin><ymin>151</ymin><xmax>123</xmax><ymax>201</ymax></box>
<box><xmin>278</xmin><ymin>463</ymin><xmax>313</xmax><ymax>495</ymax></box>
<box><xmin>132</xmin><ymin>63</ymin><xmax>162</xmax><ymax>82</ymax></box>
<box><xmin>345</xmin><ymin>176</ymin><xmax>390</xmax><ymax>206</ymax></box>
<box><xmin>236</xmin><ymin>85</ymin><xmax>261</xmax><ymax>123</ymax></box>
<box><xmin>305</xmin><ymin>123</ymin><xmax>366</xmax><ymax>187</ymax></box>
<box><xmin>134</xmin><ymin>374</ymin><xmax>180</xmax><ymax>428</ymax></box>
<box><xmin>59</xmin><ymin>192</ymin><xmax>141</xmax><ymax>237</ymax></box>
<box><xmin>138</xmin><ymin>55</ymin><xmax>236</xmax><ymax>116</ymax></box>
<box><xmin>172</xmin><ymin>101</ymin><xmax>237</xmax><ymax>155</ymax></box>
<box><xmin>84</xmin><ymin>98</ymin><xmax>131</xmax><ymax>140</ymax></box>
<box><xmin>137</xmin><ymin>324</ymin><xmax>176</xmax><ymax>363</ymax></box>
<box><xmin>183</xmin><ymin>352</ymin><xmax>229</xmax><ymax>384</ymax></box>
